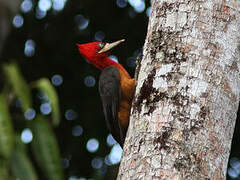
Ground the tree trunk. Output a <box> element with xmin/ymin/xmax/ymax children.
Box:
<box><xmin>118</xmin><ymin>0</ymin><xmax>240</xmax><ymax>179</ymax></box>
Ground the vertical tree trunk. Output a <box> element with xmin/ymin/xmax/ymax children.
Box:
<box><xmin>118</xmin><ymin>0</ymin><xmax>240</xmax><ymax>179</ymax></box>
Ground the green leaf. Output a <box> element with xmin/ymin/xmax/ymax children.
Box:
<box><xmin>34</xmin><ymin>78</ymin><xmax>60</xmax><ymax>126</ymax></box>
<box><xmin>0</xmin><ymin>160</ymin><xmax>13</xmax><ymax>180</ymax></box>
<box><xmin>11</xmin><ymin>138</ymin><xmax>38</xmax><ymax>180</ymax></box>
<box><xmin>3</xmin><ymin>63</ymin><xmax>32</xmax><ymax>112</ymax></box>
<box><xmin>30</xmin><ymin>115</ymin><xmax>64</xmax><ymax>180</ymax></box>
<box><xmin>0</xmin><ymin>94</ymin><xmax>14</xmax><ymax>159</ymax></box>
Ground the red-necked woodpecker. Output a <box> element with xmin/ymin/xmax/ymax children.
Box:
<box><xmin>77</xmin><ymin>40</ymin><xmax>135</xmax><ymax>147</ymax></box>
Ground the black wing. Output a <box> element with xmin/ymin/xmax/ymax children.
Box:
<box><xmin>99</xmin><ymin>66</ymin><xmax>124</xmax><ymax>147</ymax></box>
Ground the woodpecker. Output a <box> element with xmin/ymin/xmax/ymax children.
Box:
<box><xmin>77</xmin><ymin>40</ymin><xmax>135</xmax><ymax>147</ymax></box>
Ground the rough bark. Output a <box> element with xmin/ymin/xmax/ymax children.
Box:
<box><xmin>118</xmin><ymin>0</ymin><xmax>240</xmax><ymax>179</ymax></box>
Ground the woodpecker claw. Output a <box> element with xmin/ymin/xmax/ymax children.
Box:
<box><xmin>98</xmin><ymin>39</ymin><xmax>125</xmax><ymax>54</ymax></box>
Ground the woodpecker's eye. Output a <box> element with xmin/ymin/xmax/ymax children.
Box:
<box><xmin>99</xmin><ymin>42</ymin><xmax>105</xmax><ymax>49</ymax></box>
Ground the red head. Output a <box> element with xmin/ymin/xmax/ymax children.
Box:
<box><xmin>77</xmin><ymin>39</ymin><xmax>125</xmax><ymax>71</ymax></box>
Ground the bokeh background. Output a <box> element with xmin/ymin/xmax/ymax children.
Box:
<box><xmin>0</xmin><ymin>0</ymin><xmax>239</xmax><ymax>179</ymax></box>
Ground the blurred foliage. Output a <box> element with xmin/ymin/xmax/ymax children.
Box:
<box><xmin>11</xmin><ymin>137</ymin><xmax>38</xmax><ymax>180</ymax></box>
<box><xmin>0</xmin><ymin>62</ymin><xmax>63</xmax><ymax>180</ymax></box>
<box><xmin>31</xmin><ymin>115</ymin><xmax>64</xmax><ymax>180</ymax></box>
<box><xmin>0</xmin><ymin>0</ymin><xmax>239</xmax><ymax>180</ymax></box>
<box><xmin>33</xmin><ymin>79</ymin><xmax>60</xmax><ymax>126</ymax></box>
<box><xmin>0</xmin><ymin>94</ymin><xmax>14</xmax><ymax>159</ymax></box>
<box><xmin>3</xmin><ymin>63</ymin><xmax>32</xmax><ymax>112</ymax></box>
<box><xmin>0</xmin><ymin>159</ymin><xmax>12</xmax><ymax>180</ymax></box>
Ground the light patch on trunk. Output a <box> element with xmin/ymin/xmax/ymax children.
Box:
<box><xmin>190</xmin><ymin>103</ymin><xmax>201</xmax><ymax>119</ymax></box>
<box><xmin>155</xmin><ymin>51</ymin><xmax>164</xmax><ymax>60</ymax></box>
<box><xmin>215</xmin><ymin>22</ymin><xmax>239</xmax><ymax>69</ymax></box>
<box><xmin>179</xmin><ymin>4</ymin><xmax>191</xmax><ymax>12</ymax></box>
<box><xmin>171</xmin><ymin>129</ymin><xmax>183</xmax><ymax>141</ymax></box>
<box><xmin>165</xmin><ymin>11</ymin><xmax>187</xmax><ymax>29</ymax></box>
<box><xmin>178</xmin><ymin>12</ymin><xmax>187</xmax><ymax>27</ymax></box>
<box><xmin>156</xmin><ymin>64</ymin><xmax>173</xmax><ymax>76</ymax></box>
<box><xmin>202</xmin><ymin>49</ymin><xmax>211</xmax><ymax>56</ymax></box>
<box><xmin>188</xmin><ymin>67</ymin><xmax>203</xmax><ymax>79</ymax></box>
<box><xmin>152</xmin><ymin>64</ymin><xmax>173</xmax><ymax>90</ymax></box>
<box><xmin>178</xmin><ymin>77</ymin><xmax>187</xmax><ymax>89</ymax></box>
<box><xmin>166</xmin><ymin>12</ymin><xmax>177</xmax><ymax>29</ymax></box>
<box><xmin>150</xmin><ymin>110</ymin><xmax>172</xmax><ymax>132</ymax></box>
<box><xmin>153</xmin><ymin>77</ymin><xmax>168</xmax><ymax>91</ymax></box>
<box><xmin>203</xmin><ymin>0</ymin><xmax>214</xmax><ymax>10</ymax></box>
<box><xmin>228</xmin><ymin>76</ymin><xmax>240</xmax><ymax>97</ymax></box>
<box><xmin>189</xmin><ymin>80</ymin><xmax>208</xmax><ymax>97</ymax></box>
<box><xmin>151</xmin><ymin>155</ymin><xmax>162</xmax><ymax>168</ymax></box>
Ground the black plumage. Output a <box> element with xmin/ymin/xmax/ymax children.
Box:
<box><xmin>99</xmin><ymin>66</ymin><xmax>125</xmax><ymax>147</ymax></box>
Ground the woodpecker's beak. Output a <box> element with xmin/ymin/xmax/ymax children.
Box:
<box><xmin>98</xmin><ymin>39</ymin><xmax>125</xmax><ymax>54</ymax></box>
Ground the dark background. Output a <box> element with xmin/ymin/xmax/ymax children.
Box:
<box><xmin>0</xmin><ymin>0</ymin><xmax>239</xmax><ymax>179</ymax></box>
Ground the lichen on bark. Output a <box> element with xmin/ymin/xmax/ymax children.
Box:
<box><xmin>118</xmin><ymin>0</ymin><xmax>240</xmax><ymax>179</ymax></box>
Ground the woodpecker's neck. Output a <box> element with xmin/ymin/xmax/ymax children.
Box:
<box><xmin>95</xmin><ymin>57</ymin><xmax>131</xmax><ymax>78</ymax></box>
